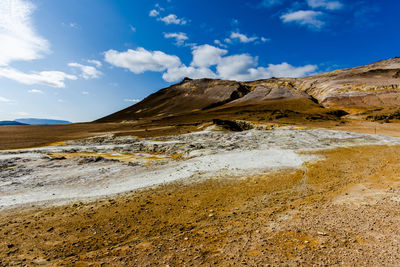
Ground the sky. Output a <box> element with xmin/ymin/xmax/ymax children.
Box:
<box><xmin>0</xmin><ymin>0</ymin><xmax>399</xmax><ymax>122</ymax></box>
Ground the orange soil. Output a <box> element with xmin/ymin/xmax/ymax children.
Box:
<box><xmin>1</xmin><ymin>145</ymin><xmax>400</xmax><ymax>265</ymax></box>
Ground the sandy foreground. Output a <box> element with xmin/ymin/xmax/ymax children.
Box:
<box><xmin>1</xmin><ymin>126</ymin><xmax>400</xmax><ymax>265</ymax></box>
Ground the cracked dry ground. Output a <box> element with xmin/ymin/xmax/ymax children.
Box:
<box><xmin>1</xmin><ymin>145</ymin><xmax>400</xmax><ymax>266</ymax></box>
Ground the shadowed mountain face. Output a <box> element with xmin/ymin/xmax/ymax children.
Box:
<box><xmin>97</xmin><ymin>58</ymin><xmax>400</xmax><ymax>122</ymax></box>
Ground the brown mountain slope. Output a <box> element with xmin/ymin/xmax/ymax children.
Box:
<box><xmin>97</xmin><ymin>57</ymin><xmax>400</xmax><ymax>123</ymax></box>
<box><xmin>97</xmin><ymin>78</ymin><xmax>321</xmax><ymax>123</ymax></box>
<box><xmin>296</xmin><ymin>57</ymin><xmax>400</xmax><ymax>109</ymax></box>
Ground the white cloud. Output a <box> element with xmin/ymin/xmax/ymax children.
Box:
<box><xmin>0</xmin><ymin>67</ymin><xmax>77</xmax><ymax>88</ymax></box>
<box><xmin>149</xmin><ymin>9</ymin><xmax>159</xmax><ymax>17</ymax></box>
<box><xmin>28</xmin><ymin>89</ymin><xmax>43</xmax><ymax>94</ymax></box>
<box><xmin>87</xmin><ymin>59</ymin><xmax>102</xmax><ymax>68</ymax></box>
<box><xmin>224</xmin><ymin>31</ymin><xmax>269</xmax><ymax>45</ymax></box>
<box><xmin>218</xmin><ymin>55</ymin><xmax>317</xmax><ymax>81</ymax></box>
<box><xmin>0</xmin><ymin>96</ymin><xmax>11</xmax><ymax>103</ymax></box>
<box><xmin>105</xmin><ymin>45</ymin><xmax>317</xmax><ymax>82</ymax></box>
<box><xmin>266</xmin><ymin>62</ymin><xmax>318</xmax><ymax>78</ymax></box>
<box><xmin>163</xmin><ymin>66</ymin><xmax>217</xmax><ymax>83</ymax></box>
<box><xmin>0</xmin><ymin>0</ymin><xmax>50</xmax><ymax>66</ymax></box>
<box><xmin>0</xmin><ymin>0</ymin><xmax>79</xmax><ymax>88</ymax></box>
<box><xmin>217</xmin><ymin>54</ymin><xmax>258</xmax><ymax>81</ymax></box>
<box><xmin>307</xmin><ymin>0</ymin><xmax>343</xmax><ymax>10</ymax></box>
<box><xmin>68</xmin><ymin>62</ymin><xmax>102</xmax><ymax>79</ymax></box>
<box><xmin>191</xmin><ymin>44</ymin><xmax>227</xmax><ymax>68</ymax></box>
<box><xmin>230</xmin><ymin>32</ymin><xmax>258</xmax><ymax>43</ymax></box>
<box><xmin>164</xmin><ymin>32</ymin><xmax>188</xmax><ymax>46</ymax></box>
<box><xmin>158</xmin><ymin>14</ymin><xmax>187</xmax><ymax>25</ymax></box>
<box><xmin>104</xmin><ymin>48</ymin><xmax>181</xmax><ymax>74</ymax></box>
<box><xmin>124</xmin><ymin>98</ymin><xmax>141</xmax><ymax>103</ymax></box>
<box><xmin>280</xmin><ymin>10</ymin><xmax>324</xmax><ymax>29</ymax></box>
<box><xmin>82</xmin><ymin>91</ymin><xmax>89</xmax><ymax>95</ymax></box>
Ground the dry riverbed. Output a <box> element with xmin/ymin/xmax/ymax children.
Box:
<box><xmin>1</xmin><ymin>126</ymin><xmax>400</xmax><ymax>265</ymax></box>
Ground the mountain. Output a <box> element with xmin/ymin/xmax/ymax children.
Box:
<box><xmin>295</xmin><ymin>57</ymin><xmax>400</xmax><ymax>109</ymax></box>
<box><xmin>0</xmin><ymin>121</ymin><xmax>28</xmax><ymax>126</ymax></box>
<box><xmin>97</xmin><ymin>57</ymin><xmax>400</xmax><ymax>123</ymax></box>
<box><xmin>97</xmin><ymin>78</ymin><xmax>323</xmax><ymax>123</ymax></box>
<box><xmin>15</xmin><ymin>118</ymin><xmax>71</xmax><ymax>125</ymax></box>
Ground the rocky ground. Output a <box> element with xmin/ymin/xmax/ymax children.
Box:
<box><xmin>1</xmin><ymin>125</ymin><xmax>400</xmax><ymax>265</ymax></box>
<box><xmin>1</xmin><ymin>125</ymin><xmax>398</xmax><ymax>209</ymax></box>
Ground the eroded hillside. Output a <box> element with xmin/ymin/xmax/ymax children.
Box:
<box><xmin>98</xmin><ymin>57</ymin><xmax>400</xmax><ymax>123</ymax></box>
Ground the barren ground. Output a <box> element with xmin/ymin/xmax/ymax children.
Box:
<box><xmin>1</xmin><ymin>122</ymin><xmax>400</xmax><ymax>266</ymax></box>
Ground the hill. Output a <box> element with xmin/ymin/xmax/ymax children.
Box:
<box><xmin>97</xmin><ymin>57</ymin><xmax>400</xmax><ymax>123</ymax></box>
<box><xmin>0</xmin><ymin>121</ymin><xmax>28</xmax><ymax>126</ymax></box>
<box><xmin>15</xmin><ymin>118</ymin><xmax>71</xmax><ymax>125</ymax></box>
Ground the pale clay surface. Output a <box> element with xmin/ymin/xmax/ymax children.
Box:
<box><xmin>1</xmin><ymin>127</ymin><xmax>399</xmax><ymax>209</ymax></box>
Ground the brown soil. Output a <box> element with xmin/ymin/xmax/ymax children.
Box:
<box><xmin>1</xmin><ymin>145</ymin><xmax>400</xmax><ymax>266</ymax></box>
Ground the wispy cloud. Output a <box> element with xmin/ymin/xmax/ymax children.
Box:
<box><xmin>0</xmin><ymin>67</ymin><xmax>77</xmax><ymax>88</ymax></box>
<box><xmin>0</xmin><ymin>96</ymin><xmax>12</xmax><ymax>103</ymax></box>
<box><xmin>281</xmin><ymin>10</ymin><xmax>325</xmax><ymax>29</ymax></box>
<box><xmin>158</xmin><ymin>14</ymin><xmax>187</xmax><ymax>25</ymax></box>
<box><xmin>68</xmin><ymin>62</ymin><xmax>102</xmax><ymax>79</ymax></box>
<box><xmin>260</xmin><ymin>0</ymin><xmax>285</xmax><ymax>8</ymax></box>
<box><xmin>214</xmin><ymin>40</ymin><xmax>228</xmax><ymax>48</ymax></box>
<box><xmin>0</xmin><ymin>0</ymin><xmax>49</xmax><ymax>66</ymax></box>
<box><xmin>163</xmin><ymin>32</ymin><xmax>189</xmax><ymax>46</ymax></box>
<box><xmin>307</xmin><ymin>0</ymin><xmax>343</xmax><ymax>10</ymax></box>
<box><xmin>124</xmin><ymin>98</ymin><xmax>141</xmax><ymax>103</ymax></box>
<box><xmin>230</xmin><ymin>32</ymin><xmax>258</xmax><ymax>43</ymax></box>
<box><xmin>28</xmin><ymin>89</ymin><xmax>44</xmax><ymax>94</ymax></box>
<box><xmin>87</xmin><ymin>59</ymin><xmax>102</xmax><ymax>68</ymax></box>
<box><xmin>0</xmin><ymin>0</ymin><xmax>78</xmax><ymax>88</ymax></box>
<box><xmin>224</xmin><ymin>31</ymin><xmax>269</xmax><ymax>44</ymax></box>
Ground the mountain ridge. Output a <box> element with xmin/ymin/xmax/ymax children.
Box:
<box><xmin>0</xmin><ymin>118</ymin><xmax>72</xmax><ymax>125</ymax></box>
<box><xmin>97</xmin><ymin>57</ymin><xmax>400</xmax><ymax>123</ymax></box>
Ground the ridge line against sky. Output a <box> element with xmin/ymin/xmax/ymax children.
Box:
<box><xmin>0</xmin><ymin>0</ymin><xmax>398</xmax><ymax>122</ymax></box>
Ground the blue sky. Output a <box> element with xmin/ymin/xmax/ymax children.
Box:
<box><xmin>0</xmin><ymin>0</ymin><xmax>399</xmax><ymax>122</ymax></box>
